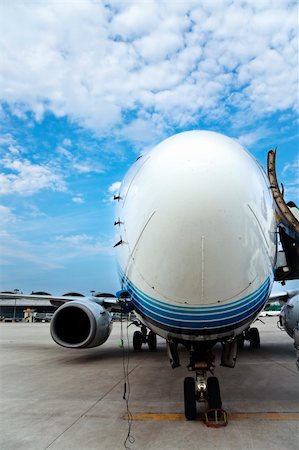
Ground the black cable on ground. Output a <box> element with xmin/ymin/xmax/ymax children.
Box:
<box><xmin>120</xmin><ymin>312</ymin><xmax>135</xmax><ymax>450</ymax></box>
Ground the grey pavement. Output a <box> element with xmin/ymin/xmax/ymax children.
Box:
<box><xmin>0</xmin><ymin>318</ymin><xmax>298</xmax><ymax>450</ymax></box>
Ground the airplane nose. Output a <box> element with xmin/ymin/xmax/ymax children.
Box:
<box><xmin>117</xmin><ymin>131</ymin><xmax>276</xmax><ymax>307</ymax></box>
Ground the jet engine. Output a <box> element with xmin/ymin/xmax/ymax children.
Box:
<box><xmin>279</xmin><ymin>294</ymin><xmax>299</xmax><ymax>371</ymax></box>
<box><xmin>50</xmin><ymin>300</ymin><xmax>113</xmax><ymax>348</ymax></box>
<box><xmin>279</xmin><ymin>294</ymin><xmax>299</xmax><ymax>339</ymax></box>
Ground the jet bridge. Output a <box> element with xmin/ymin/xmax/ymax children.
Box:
<box><xmin>267</xmin><ymin>149</ymin><xmax>299</xmax><ymax>283</ymax></box>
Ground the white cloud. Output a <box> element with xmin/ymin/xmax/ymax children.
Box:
<box><xmin>283</xmin><ymin>155</ymin><xmax>299</xmax><ymax>175</ymax></box>
<box><xmin>63</xmin><ymin>138</ymin><xmax>72</xmax><ymax>147</ymax></box>
<box><xmin>0</xmin><ymin>0</ymin><xmax>297</xmax><ymax>143</ymax></box>
<box><xmin>237</xmin><ymin>127</ymin><xmax>271</xmax><ymax>147</ymax></box>
<box><xmin>0</xmin><ymin>230</ymin><xmax>64</xmax><ymax>270</ymax></box>
<box><xmin>109</xmin><ymin>2</ymin><xmax>160</xmax><ymax>40</ymax></box>
<box><xmin>0</xmin><ymin>138</ymin><xmax>105</xmax><ymax>198</ymax></box>
<box><xmin>0</xmin><ymin>206</ymin><xmax>114</xmax><ymax>275</ymax></box>
<box><xmin>0</xmin><ymin>156</ymin><xmax>66</xmax><ymax>196</ymax></box>
<box><xmin>56</xmin><ymin>233</ymin><xmax>113</xmax><ymax>255</ymax></box>
<box><xmin>72</xmin><ymin>194</ymin><xmax>85</xmax><ymax>204</ymax></box>
<box><xmin>56</xmin><ymin>144</ymin><xmax>105</xmax><ymax>174</ymax></box>
<box><xmin>56</xmin><ymin>234</ymin><xmax>91</xmax><ymax>245</ymax></box>
<box><xmin>56</xmin><ymin>146</ymin><xmax>73</xmax><ymax>160</ymax></box>
<box><xmin>282</xmin><ymin>155</ymin><xmax>299</xmax><ymax>203</ymax></box>
<box><xmin>108</xmin><ymin>181</ymin><xmax>121</xmax><ymax>193</ymax></box>
<box><xmin>24</xmin><ymin>204</ymin><xmax>47</xmax><ymax>218</ymax></box>
<box><xmin>120</xmin><ymin>118</ymin><xmax>162</xmax><ymax>144</ymax></box>
<box><xmin>0</xmin><ymin>134</ymin><xmax>17</xmax><ymax>147</ymax></box>
<box><xmin>104</xmin><ymin>180</ymin><xmax>122</xmax><ymax>203</ymax></box>
<box><xmin>0</xmin><ymin>205</ymin><xmax>16</xmax><ymax>224</ymax></box>
<box><xmin>72</xmin><ymin>161</ymin><xmax>104</xmax><ymax>174</ymax></box>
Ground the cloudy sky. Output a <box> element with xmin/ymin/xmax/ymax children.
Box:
<box><xmin>0</xmin><ymin>0</ymin><xmax>298</xmax><ymax>295</ymax></box>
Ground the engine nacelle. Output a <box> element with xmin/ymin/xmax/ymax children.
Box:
<box><xmin>279</xmin><ymin>294</ymin><xmax>299</xmax><ymax>339</ymax></box>
<box><xmin>50</xmin><ymin>300</ymin><xmax>113</xmax><ymax>348</ymax></box>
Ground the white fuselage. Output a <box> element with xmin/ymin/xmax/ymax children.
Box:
<box><xmin>115</xmin><ymin>131</ymin><xmax>277</xmax><ymax>342</ymax></box>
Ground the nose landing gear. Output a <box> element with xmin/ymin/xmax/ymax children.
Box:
<box><xmin>184</xmin><ymin>370</ymin><xmax>227</xmax><ymax>426</ymax></box>
<box><xmin>183</xmin><ymin>346</ymin><xmax>228</xmax><ymax>426</ymax></box>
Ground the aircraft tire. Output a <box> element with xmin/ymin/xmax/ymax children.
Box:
<box><xmin>249</xmin><ymin>327</ymin><xmax>260</xmax><ymax>348</ymax></box>
<box><xmin>207</xmin><ymin>376</ymin><xmax>222</xmax><ymax>409</ymax></box>
<box><xmin>184</xmin><ymin>377</ymin><xmax>197</xmax><ymax>420</ymax></box>
<box><xmin>133</xmin><ymin>331</ymin><xmax>143</xmax><ymax>351</ymax></box>
<box><xmin>148</xmin><ymin>331</ymin><xmax>157</xmax><ymax>351</ymax></box>
<box><xmin>237</xmin><ymin>333</ymin><xmax>245</xmax><ymax>349</ymax></box>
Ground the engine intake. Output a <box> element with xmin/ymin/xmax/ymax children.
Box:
<box><xmin>50</xmin><ymin>300</ymin><xmax>112</xmax><ymax>348</ymax></box>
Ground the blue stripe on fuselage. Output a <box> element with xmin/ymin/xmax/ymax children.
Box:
<box><xmin>118</xmin><ymin>268</ymin><xmax>272</xmax><ymax>333</ymax></box>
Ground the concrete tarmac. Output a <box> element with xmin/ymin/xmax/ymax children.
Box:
<box><xmin>0</xmin><ymin>317</ymin><xmax>298</xmax><ymax>450</ymax></box>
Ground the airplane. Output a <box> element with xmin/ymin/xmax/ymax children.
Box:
<box><xmin>1</xmin><ymin>130</ymin><xmax>298</xmax><ymax>425</ymax></box>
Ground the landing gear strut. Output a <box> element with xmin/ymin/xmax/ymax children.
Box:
<box><xmin>132</xmin><ymin>323</ymin><xmax>157</xmax><ymax>351</ymax></box>
<box><xmin>237</xmin><ymin>327</ymin><xmax>261</xmax><ymax>349</ymax></box>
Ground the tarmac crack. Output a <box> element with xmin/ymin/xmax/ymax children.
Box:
<box><xmin>43</xmin><ymin>363</ymin><xmax>140</xmax><ymax>450</ymax></box>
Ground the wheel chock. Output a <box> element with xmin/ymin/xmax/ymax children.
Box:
<box><xmin>204</xmin><ymin>409</ymin><xmax>228</xmax><ymax>427</ymax></box>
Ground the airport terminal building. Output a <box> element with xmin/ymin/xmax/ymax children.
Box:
<box><xmin>0</xmin><ymin>293</ymin><xmax>55</xmax><ymax>322</ymax></box>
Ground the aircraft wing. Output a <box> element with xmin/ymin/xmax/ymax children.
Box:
<box><xmin>0</xmin><ymin>292</ymin><xmax>127</xmax><ymax>312</ymax></box>
<box><xmin>268</xmin><ymin>289</ymin><xmax>299</xmax><ymax>305</ymax></box>
<box><xmin>268</xmin><ymin>292</ymin><xmax>288</xmax><ymax>303</ymax></box>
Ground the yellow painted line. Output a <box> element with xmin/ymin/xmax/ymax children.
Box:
<box><xmin>125</xmin><ymin>413</ymin><xmax>185</xmax><ymax>421</ymax></box>
<box><xmin>123</xmin><ymin>412</ymin><xmax>299</xmax><ymax>422</ymax></box>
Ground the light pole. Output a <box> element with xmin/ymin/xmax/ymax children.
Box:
<box><xmin>13</xmin><ymin>289</ymin><xmax>19</xmax><ymax>321</ymax></box>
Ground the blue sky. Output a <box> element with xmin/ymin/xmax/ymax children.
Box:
<box><xmin>0</xmin><ymin>0</ymin><xmax>298</xmax><ymax>295</ymax></box>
